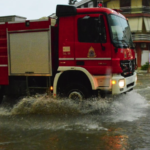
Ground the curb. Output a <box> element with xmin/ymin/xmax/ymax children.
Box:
<box><xmin>136</xmin><ymin>70</ymin><xmax>147</xmax><ymax>73</ymax></box>
<box><xmin>136</xmin><ymin>70</ymin><xmax>150</xmax><ymax>75</ymax></box>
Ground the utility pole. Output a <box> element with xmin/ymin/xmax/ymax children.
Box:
<box><xmin>147</xmin><ymin>44</ymin><xmax>150</xmax><ymax>73</ymax></box>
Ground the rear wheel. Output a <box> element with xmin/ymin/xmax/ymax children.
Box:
<box><xmin>65</xmin><ymin>83</ymin><xmax>90</xmax><ymax>101</ymax></box>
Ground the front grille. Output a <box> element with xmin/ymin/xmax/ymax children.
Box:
<box><xmin>127</xmin><ymin>82</ymin><xmax>134</xmax><ymax>88</ymax></box>
<box><xmin>120</xmin><ymin>59</ymin><xmax>136</xmax><ymax>77</ymax></box>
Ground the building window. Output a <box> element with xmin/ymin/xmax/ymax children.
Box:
<box><xmin>78</xmin><ymin>17</ymin><xmax>106</xmax><ymax>43</ymax></box>
<box><xmin>143</xmin><ymin>0</ymin><xmax>150</xmax><ymax>6</ymax></box>
<box><xmin>120</xmin><ymin>0</ymin><xmax>131</xmax><ymax>7</ymax></box>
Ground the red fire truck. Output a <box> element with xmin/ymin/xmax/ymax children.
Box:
<box><xmin>0</xmin><ymin>5</ymin><xmax>137</xmax><ymax>102</ymax></box>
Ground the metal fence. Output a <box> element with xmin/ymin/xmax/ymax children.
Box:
<box><xmin>132</xmin><ymin>34</ymin><xmax>150</xmax><ymax>41</ymax></box>
<box><xmin>121</xmin><ymin>6</ymin><xmax>150</xmax><ymax>14</ymax></box>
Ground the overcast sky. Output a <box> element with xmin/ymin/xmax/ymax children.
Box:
<box><xmin>0</xmin><ymin>0</ymin><xmax>73</xmax><ymax>20</ymax></box>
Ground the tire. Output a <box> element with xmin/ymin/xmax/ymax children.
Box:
<box><xmin>100</xmin><ymin>90</ymin><xmax>106</xmax><ymax>98</ymax></box>
<box><xmin>65</xmin><ymin>83</ymin><xmax>89</xmax><ymax>101</ymax></box>
<box><xmin>0</xmin><ymin>86</ymin><xmax>4</xmax><ymax>104</ymax></box>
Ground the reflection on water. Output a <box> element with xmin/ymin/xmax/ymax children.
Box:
<box><xmin>0</xmin><ymin>91</ymin><xmax>149</xmax><ymax>150</ymax></box>
<box><xmin>101</xmin><ymin>134</ymin><xmax>128</xmax><ymax>150</ymax></box>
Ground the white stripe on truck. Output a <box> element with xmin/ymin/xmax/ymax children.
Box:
<box><xmin>0</xmin><ymin>64</ymin><xmax>8</xmax><ymax>67</ymax></box>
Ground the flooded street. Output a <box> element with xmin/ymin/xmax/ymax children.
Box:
<box><xmin>0</xmin><ymin>73</ymin><xmax>150</xmax><ymax>150</ymax></box>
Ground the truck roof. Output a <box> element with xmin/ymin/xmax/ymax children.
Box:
<box><xmin>77</xmin><ymin>7</ymin><xmax>126</xmax><ymax>19</ymax></box>
<box><xmin>0</xmin><ymin>17</ymin><xmax>56</xmax><ymax>26</ymax></box>
<box><xmin>56</xmin><ymin>5</ymin><xmax>126</xmax><ymax>19</ymax></box>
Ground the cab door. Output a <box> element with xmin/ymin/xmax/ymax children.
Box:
<box><xmin>75</xmin><ymin>14</ymin><xmax>112</xmax><ymax>75</ymax></box>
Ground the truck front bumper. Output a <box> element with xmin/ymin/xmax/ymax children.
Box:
<box><xmin>112</xmin><ymin>72</ymin><xmax>137</xmax><ymax>95</ymax></box>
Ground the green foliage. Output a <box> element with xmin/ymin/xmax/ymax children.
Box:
<box><xmin>141</xmin><ymin>62</ymin><xmax>150</xmax><ymax>70</ymax></box>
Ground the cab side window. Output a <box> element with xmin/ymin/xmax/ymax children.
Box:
<box><xmin>78</xmin><ymin>17</ymin><xmax>106</xmax><ymax>43</ymax></box>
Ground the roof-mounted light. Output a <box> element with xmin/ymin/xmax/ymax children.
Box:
<box><xmin>98</xmin><ymin>0</ymin><xmax>103</xmax><ymax>8</ymax></box>
<box><xmin>98</xmin><ymin>2</ymin><xmax>103</xmax><ymax>8</ymax></box>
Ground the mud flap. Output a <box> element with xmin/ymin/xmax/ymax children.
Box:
<box><xmin>0</xmin><ymin>86</ymin><xmax>4</xmax><ymax>104</ymax></box>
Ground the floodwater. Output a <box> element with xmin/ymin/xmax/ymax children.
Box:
<box><xmin>0</xmin><ymin>74</ymin><xmax>150</xmax><ymax>150</ymax></box>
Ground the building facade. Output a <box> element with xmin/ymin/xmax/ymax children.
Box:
<box><xmin>0</xmin><ymin>15</ymin><xmax>26</xmax><ymax>22</ymax></box>
<box><xmin>74</xmin><ymin>0</ymin><xmax>150</xmax><ymax>67</ymax></box>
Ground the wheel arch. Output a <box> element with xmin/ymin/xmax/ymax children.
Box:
<box><xmin>53</xmin><ymin>67</ymin><xmax>97</xmax><ymax>98</ymax></box>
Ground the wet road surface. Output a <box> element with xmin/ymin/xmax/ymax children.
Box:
<box><xmin>0</xmin><ymin>73</ymin><xmax>150</xmax><ymax>150</ymax></box>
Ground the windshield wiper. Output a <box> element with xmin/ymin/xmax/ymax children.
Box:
<box><xmin>113</xmin><ymin>37</ymin><xmax>129</xmax><ymax>48</ymax></box>
<box><xmin>121</xmin><ymin>39</ymin><xmax>130</xmax><ymax>48</ymax></box>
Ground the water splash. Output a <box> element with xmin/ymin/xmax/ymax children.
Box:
<box><xmin>11</xmin><ymin>94</ymin><xmax>111</xmax><ymax>115</ymax></box>
<box><xmin>11</xmin><ymin>95</ymin><xmax>79</xmax><ymax>115</ymax></box>
<box><xmin>0</xmin><ymin>91</ymin><xmax>149</xmax><ymax>134</ymax></box>
<box><xmin>0</xmin><ymin>91</ymin><xmax>148</xmax><ymax>123</ymax></box>
<box><xmin>0</xmin><ymin>107</ymin><xmax>11</xmax><ymax>116</ymax></box>
<box><xmin>107</xmin><ymin>91</ymin><xmax>149</xmax><ymax>122</ymax></box>
<box><xmin>135</xmin><ymin>86</ymin><xmax>150</xmax><ymax>92</ymax></box>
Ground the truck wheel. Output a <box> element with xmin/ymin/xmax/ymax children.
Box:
<box><xmin>65</xmin><ymin>83</ymin><xmax>89</xmax><ymax>101</ymax></box>
<box><xmin>0</xmin><ymin>86</ymin><xmax>4</xmax><ymax>104</ymax></box>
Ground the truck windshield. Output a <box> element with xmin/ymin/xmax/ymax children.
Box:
<box><xmin>109</xmin><ymin>14</ymin><xmax>134</xmax><ymax>48</ymax></box>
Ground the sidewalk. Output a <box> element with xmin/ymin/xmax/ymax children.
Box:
<box><xmin>136</xmin><ymin>70</ymin><xmax>150</xmax><ymax>76</ymax></box>
<box><xmin>136</xmin><ymin>70</ymin><xmax>147</xmax><ymax>73</ymax></box>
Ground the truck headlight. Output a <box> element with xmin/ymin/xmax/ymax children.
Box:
<box><xmin>119</xmin><ymin>79</ymin><xmax>125</xmax><ymax>88</ymax></box>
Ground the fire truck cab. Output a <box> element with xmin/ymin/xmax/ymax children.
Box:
<box><xmin>53</xmin><ymin>5</ymin><xmax>137</xmax><ymax>99</ymax></box>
